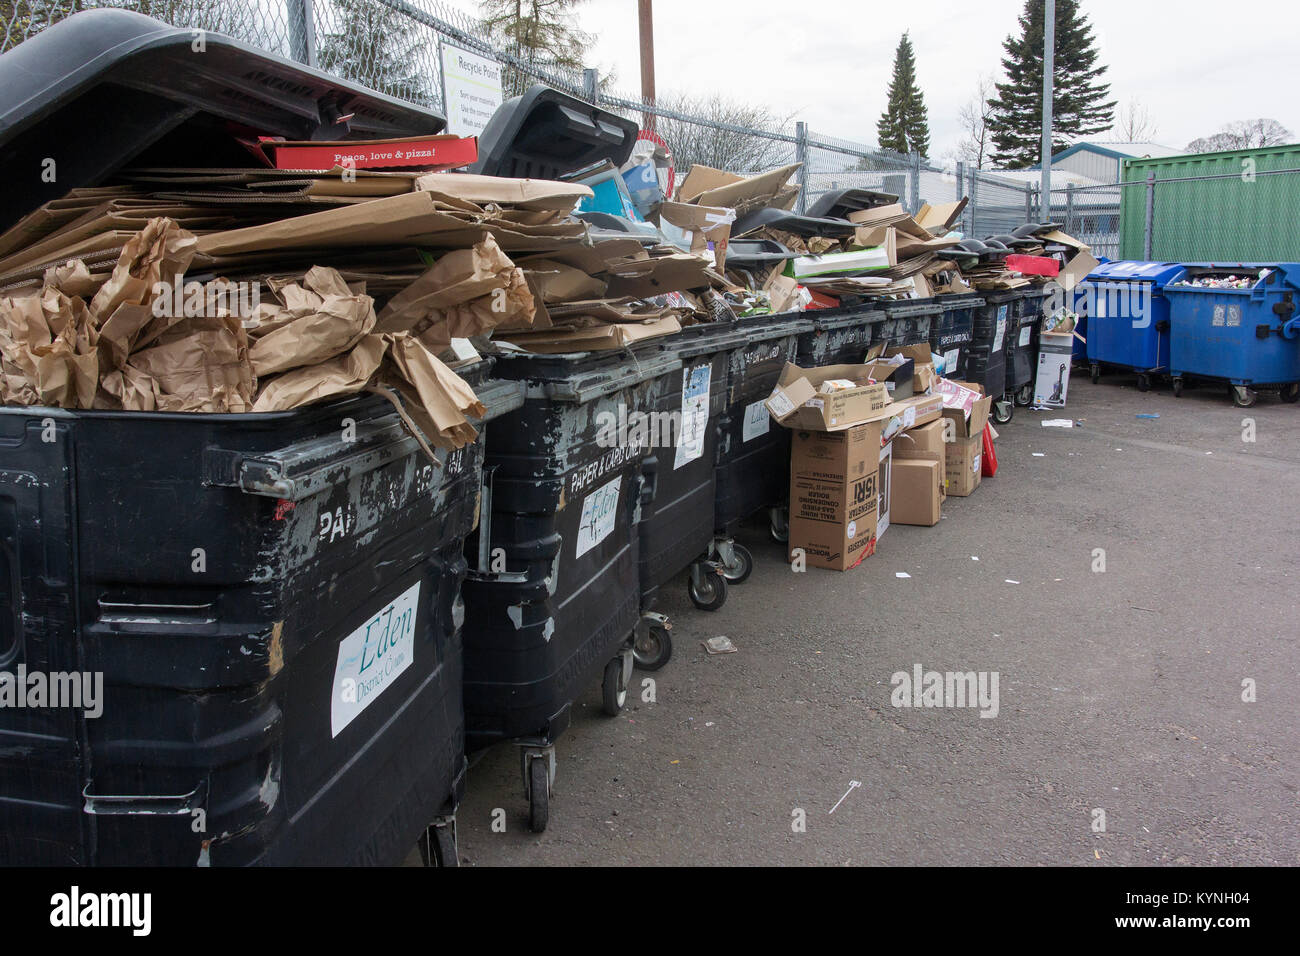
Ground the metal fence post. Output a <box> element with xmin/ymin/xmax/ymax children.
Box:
<box><xmin>582</xmin><ymin>67</ymin><xmax>600</xmax><ymax>103</ymax></box>
<box><xmin>795</xmin><ymin>121</ymin><xmax>809</xmax><ymax>215</ymax></box>
<box><xmin>1024</xmin><ymin>183</ymin><xmax>1032</xmax><ymax>224</ymax></box>
<box><xmin>1065</xmin><ymin>183</ymin><xmax>1075</xmax><ymax>235</ymax></box>
<box><xmin>954</xmin><ymin>161</ymin><xmax>964</xmax><ymax>202</ymax></box>
<box><xmin>1143</xmin><ymin>172</ymin><xmax>1156</xmax><ymax>259</ymax></box>
<box><xmin>287</xmin><ymin>0</ymin><xmax>316</xmax><ymax>67</ymax></box>
<box><xmin>969</xmin><ymin>170</ymin><xmax>979</xmax><ymax>236</ymax></box>
<box><xmin>908</xmin><ymin>151</ymin><xmax>921</xmax><ymax>215</ymax></box>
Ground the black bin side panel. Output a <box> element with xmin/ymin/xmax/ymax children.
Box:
<box><xmin>463</xmin><ymin>392</ymin><xmax>641</xmax><ymax>750</ymax></box>
<box><xmin>2</xmin><ymin>396</ymin><xmax>474</xmax><ymax>866</ymax></box>
<box><xmin>0</xmin><ymin>414</ymin><xmax>88</xmax><ymax>865</ymax></box>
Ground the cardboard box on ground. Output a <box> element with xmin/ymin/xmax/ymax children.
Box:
<box><xmin>766</xmin><ymin>348</ymin><xmax>996</xmax><ymax>569</ymax></box>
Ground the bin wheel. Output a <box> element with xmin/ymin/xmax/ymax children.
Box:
<box><xmin>1172</xmin><ymin>376</ymin><xmax>1184</xmax><ymax>397</ymax></box>
<box><xmin>992</xmin><ymin>398</ymin><xmax>1014</xmax><ymax>425</ymax></box>
<box><xmin>601</xmin><ymin>656</ymin><xmax>628</xmax><ymax>716</ymax></box>
<box><xmin>688</xmin><ymin>568</ymin><xmax>729</xmax><ymax>612</ymax></box>
<box><xmin>1090</xmin><ymin>363</ymin><xmax>1100</xmax><ymax>384</ymax></box>
<box><xmin>1232</xmin><ymin>385</ymin><xmax>1257</xmax><ymax>408</ymax></box>
<box><xmin>527</xmin><ymin>758</ymin><xmax>549</xmax><ymax>833</ymax></box>
<box><xmin>1136</xmin><ymin>373</ymin><xmax>1151</xmax><ymax>393</ymax></box>
<box><xmin>633</xmin><ymin>621</ymin><xmax>672</xmax><ymax>671</ymax></box>
<box><xmin>419</xmin><ymin>820</ymin><xmax>459</xmax><ymax>867</ymax></box>
<box><xmin>769</xmin><ymin>507</ymin><xmax>789</xmax><ymax>543</ymax></box>
<box><xmin>1280</xmin><ymin>383</ymin><xmax>1300</xmax><ymax>403</ymax></box>
<box><xmin>719</xmin><ymin>543</ymin><xmax>753</xmax><ymax>584</ymax></box>
<box><xmin>1013</xmin><ymin>382</ymin><xmax>1035</xmax><ymax>406</ymax></box>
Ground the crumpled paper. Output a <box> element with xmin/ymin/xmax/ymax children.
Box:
<box><xmin>374</xmin><ymin>235</ymin><xmax>535</xmax><ymax>349</ymax></box>
<box><xmin>248</xmin><ymin>266</ymin><xmax>377</xmax><ymax>377</ymax></box>
<box><xmin>252</xmin><ymin>334</ymin><xmax>386</xmax><ymax>412</ymax></box>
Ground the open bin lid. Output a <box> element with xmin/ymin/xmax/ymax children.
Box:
<box><xmin>0</xmin><ymin>8</ymin><xmax>447</xmax><ymax>230</ymax></box>
<box><xmin>469</xmin><ymin>85</ymin><xmax>639</xmax><ymax>179</ymax></box>
<box><xmin>805</xmin><ymin>188</ymin><xmax>899</xmax><ymax>220</ymax></box>
<box><xmin>1086</xmin><ymin>261</ymin><xmax>1185</xmax><ymax>287</ymax></box>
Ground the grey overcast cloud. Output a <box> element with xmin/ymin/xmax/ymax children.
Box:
<box><xmin>452</xmin><ymin>0</ymin><xmax>1300</xmax><ymax>157</ymax></box>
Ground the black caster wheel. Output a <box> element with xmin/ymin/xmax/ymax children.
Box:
<box><xmin>419</xmin><ymin>821</ymin><xmax>459</xmax><ymax>867</ymax></box>
<box><xmin>992</xmin><ymin>398</ymin><xmax>1013</xmax><ymax>424</ymax></box>
<box><xmin>1232</xmin><ymin>385</ymin><xmax>1257</xmax><ymax>408</ymax></box>
<box><xmin>1013</xmin><ymin>382</ymin><xmax>1034</xmax><ymax>406</ymax></box>
<box><xmin>527</xmin><ymin>758</ymin><xmax>549</xmax><ymax>833</ymax></box>
<box><xmin>1280</xmin><ymin>382</ymin><xmax>1300</xmax><ymax>403</ymax></box>
<box><xmin>1090</xmin><ymin>363</ymin><xmax>1100</xmax><ymax>384</ymax></box>
<box><xmin>1136</xmin><ymin>373</ymin><xmax>1151</xmax><ymax>393</ymax></box>
<box><xmin>719</xmin><ymin>543</ymin><xmax>753</xmax><ymax>584</ymax></box>
<box><xmin>688</xmin><ymin>568</ymin><xmax>728</xmax><ymax>611</ymax></box>
<box><xmin>633</xmin><ymin>621</ymin><xmax>672</xmax><ymax>671</ymax></box>
<box><xmin>601</xmin><ymin>655</ymin><xmax>628</xmax><ymax>716</ymax></box>
<box><xmin>1172</xmin><ymin>376</ymin><xmax>1184</xmax><ymax>397</ymax></box>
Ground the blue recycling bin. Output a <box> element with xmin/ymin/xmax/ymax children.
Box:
<box><xmin>1082</xmin><ymin>261</ymin><xmax>1185</xmax><ymax>391</ymax></box>
<box><xmin>1163</xmin><ymin>263</ymin><xmax>1300</xmax><ymax>407</ymax></box>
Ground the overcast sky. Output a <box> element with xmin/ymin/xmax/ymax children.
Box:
<box><xmin>450</xmin><ymin>0</ymin><xmax>1300</xmax><ymax>159</ymax></box>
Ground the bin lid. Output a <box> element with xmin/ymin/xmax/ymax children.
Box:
<box><xmin>469</xmin><ymin>85</ymin><xmax>639</xmax><ymax>180</ymax></box>
<box><xmin>805</xmin><ymin>188</ymin><xmax>899</xmax><ymax>220</ymax></box>
<box><xmin>0</xmin><ymin>8</ymin><xmax>447</xmax><ymax>230</ymax></box>
<box><xmin>1086</xmin><ymin>261</ymin><xmax>1185</xmax><ymax>286</ymax></box>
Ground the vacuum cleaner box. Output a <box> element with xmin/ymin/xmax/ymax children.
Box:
<box><xmin>1034</xmin><ymin>331</ymin><xmax>1074</xmax><ymax>408</ymax></box>
<box><xmin>767</xmin><ymin>362</ymin><xmax>891</xmax><ymax>431</ymax></box>
<box><xmin>890</xmin><ymin>458</ymin><xmax>943</xmax><ymax>526</ymax></box>
<box><xmin>940</xmin><ymin>390</ymin><xmax>992</xmax><ymax>497</ymax></box>
<box><xmin>788</xmin><ymin>419</ymin><xmax>885</xmax><ymax>571</ymax></box>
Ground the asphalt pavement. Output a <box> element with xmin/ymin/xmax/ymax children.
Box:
<box><xmin>455</xmin><ymin>372</ymin><xmax>1300</xmax><ymax>866</ymax></box>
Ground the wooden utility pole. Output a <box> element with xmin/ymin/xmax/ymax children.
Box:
<box><xmin>638</xmin><ymin>0</ymin><xmax>656</xmax><ymax>131</ymax></box>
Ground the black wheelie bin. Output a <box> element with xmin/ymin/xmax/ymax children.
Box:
<box><xmin>662</xmin><ymin>310</ymin><xmax>815</xmax><ymax>607</ymax></box>
<box><xmin>930</xmin><ymin>293</ymin><xmax>983</xmax><ymax>380</ymax></box>
<box><xmin>0</xmin><ymin>8</ymin><xmax>494</xmax><ymax>868</ymax></box>
<box><xmin>875</xmin><ymin>298</ymin><xmax>938</xmax><ymax>350</ymax></box>
<box><xmin>460</xmin><ymin>347</ymin><xmax>680</xmax><ymax>832</ymax></box>
<box><xmin>457</xmin><ymin>84</ymin><xmax>657</xmax><ymax>832</ymax></box>
<box><xmin>0</xmin><ymin>368</ymin><xmax>517</xmax><ymax>866</ymax></box>
<box><xmin>967</xmin><ymin>291</ymin><xmax>1018</xmax><ymax>422</ymax></box>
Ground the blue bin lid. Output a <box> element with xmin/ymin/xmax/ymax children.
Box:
<box><xmin>1086</xmin><ymin>261</ymin><xmax>1186</xmax><ymax>286</ymax></box>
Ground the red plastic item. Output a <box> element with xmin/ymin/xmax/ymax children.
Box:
<box><xmin>981</xmin><ymin>425</ymin><xmax>998</xmax><ymax>478</ymax></box>
<box><xmin>261</xmin><ymin>134</ymin><xmax>478</xmax><ymax>171</ymax></box>
<box><xmin>1005</xmin><ymin>254</ymin><xmax>1059</xmax><ymax>277</ymax></box>
<box><xmin>804</xmin><ymin>289</ymin><xmax>841</xmax><ymax>310</ymax></box>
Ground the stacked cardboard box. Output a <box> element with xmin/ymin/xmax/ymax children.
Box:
<box><xmin>765</xmin><ymin>354</ymin><xmax>992</xmax><ymax>571</ymax></box>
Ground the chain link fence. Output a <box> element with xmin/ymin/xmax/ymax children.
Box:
<box><xmin>5</xmin><ymin>0</ymin><xmax>1053</xmax><ymax>236</ymax></box>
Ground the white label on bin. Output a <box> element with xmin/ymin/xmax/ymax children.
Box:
<box><xmin>742</xmin><ymin>400</ymin><xmax>770</xmax><ymax>443</ymax></box>
<box><xmin>1019</xmin><ymin>325</ymin><xmax>1032</xmax><ymax>347</ymax></box>
<box><xmin>943</xmin><ymin>348</ymin><xmax>960</xmax><ymax>374</ymax></box>
<box><xmin>674</xmin><ymin>364</ymin><xmax>712</xmax><ymax>469</ymax></box>
<box><xmin>992</xmin><ymin>316</ymin><xmax>1006</xmax><ymax>353</ymax></box>
<box><xmin>331</xmin><ymin>580</ymin><xmax>420</xmax><ymax>738</ymax></box>
<box><xmin>1227</xmin><ymin>305</ymin><xmax>1242</xmax><ymax>327</ymax></box>
<box><xmin>1213</xmin><ymin>306</ymin><xmax>1225</xmax><ymax>327</ymax></box>
<box><xmin>576</xmin><ymin>475</ymin><xmax>620</xmax><ymax>559</ymax></box>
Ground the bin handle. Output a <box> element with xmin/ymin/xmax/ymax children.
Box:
<box><xmin>83</xmin><ymin>780</ymin><xmax>206</xmax><ymax>816</ymax></box>
<box><xmin>1282</xmin><ymin>316</ymin><xmax>1300</xmax><ymax>340</ymax></box>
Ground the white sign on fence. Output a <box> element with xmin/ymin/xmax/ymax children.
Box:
<box><xmin>439</xmin><ymin>42</ymin><xmax>503</xmax><ymax>138</ymax></box>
